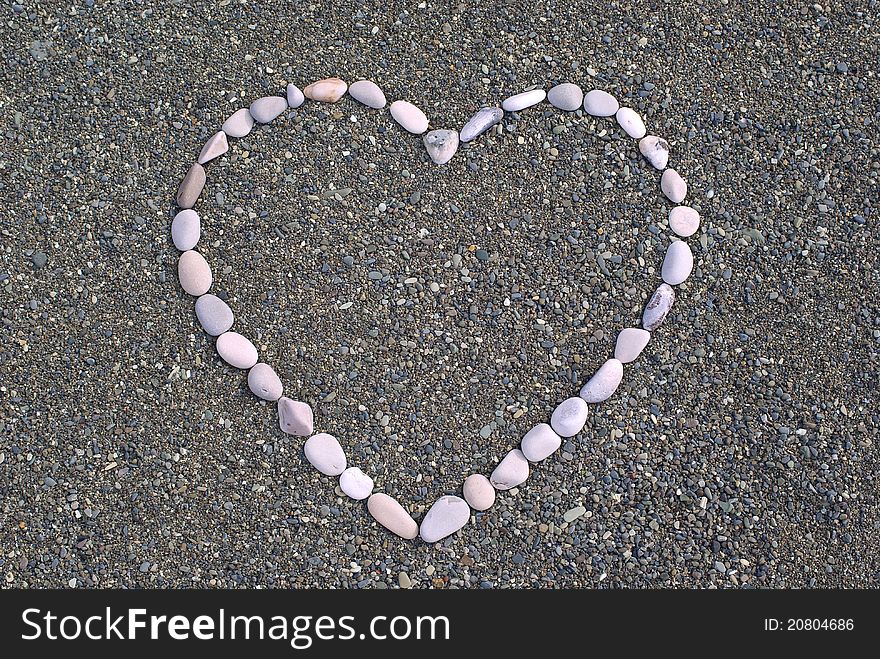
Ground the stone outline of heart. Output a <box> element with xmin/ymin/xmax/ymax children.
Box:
<box><xmin>171</xmin><ymin>77</ymin><xmax>699</xmax><ymax>545</ymax></box>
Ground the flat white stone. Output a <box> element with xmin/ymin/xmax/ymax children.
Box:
<box><xmin>176</xmin><ymin>163</ymin><xmax>205</xmax><ymax>209</ymax></box>
<box><xmin>501</xmin><ymin>89</ymin><xmax>546</xmax><ymax>112</ymax></box>
<box><xmin>198</xmin><ymin>131</ymin><xmax>229</xmax><ymax>165</ymax></box>
<box><xmin>247</xmin><ymin>362</ymin><xmax>283</xmax><ymax>401</ymax></box>
<box><xmin>616</xmin><ymin>107</ymin><xmax>646</xmax><ymax>139</ymax></box>
<box><xmin>547</xmin><ymin>83</ymin><xmax>583</xmax><ymax>111</ymax></box>
<box><xmin>216</xmin><ymin>331</ymin><xmax>258</xmax><ymax>369</ymax></box>
<box><xmin>195</xmin><ymin>294</ymin><xmax>233</xmax><ymax>336</ymax></box>
<box><xmin>521</xmin><ymin>423</ymin><xmax>561</xmax><ymax>462</ymax></box>
<box><xmin>579</xmin><ymin>358</ymin><xmax>624</xmax><ymax>403</ymax></box>
<box><xmin>303</xmin><ymin>77</ymin><xmax>347</xmax><ymax>103</ymax></box>
<box><xmin>286</xmin><ymin>83</ymin><xmax>305</xmax><ymax>108</ymax></box>
<box><xmin>614</xmin><ymin>328</ymin><xmax>651</xmax><ymax>363</ymax></box>
<box><xmin>177</xmin><ymin>250</ymin><xmax>211</xmax><ymax>296</ymax></box>
<box><xmin>490</xmin><ymin>449</ymin><xmax>529</xmax><ymax>490</ymax></box>
<box><xmin>638</xmin><ymin>135</ymin><xmax>669</xmax><ymax>170</ymax></box>
<box><xmin>304</xmin><ymin>433</ymin><xmax>347</xmax><ymax>476</ymax></box>
<box><xmin>423</xmin><ymin>129</ymin><xmax>459</xmax><ymax>165</ymax></box>
<box><xmin>462</xmin><ymin>474</ymin><xmax>495</xmax><ymax>511</ymax></box>
<box><xmin>390</xmin><ymin>100</ymin><xmax>429</xmax><ymax>134</ymax></box>
<box><xmin>460</xmin><ymin>107</ymin><xmax>503</xmax><ymax>142</ymax></box>
<box><xmin>669</xmin><ymin>206</ymin><xmax>700</xmax><ymax>237</ymax></box>
<box><xmin>171</xmin><ymin>209</ymin><xmax>200</xmax><ymax>251</ymax></box>
<box><xmin>642</xmin><ymin>283</ymin><xmax>676</xmax><ymax>331</ymax></box>
<box><xmin>367</xmin><ymin>493</ymin><xmax>418</xmax><ymax>539</ymax></box>
<box><xmin>339</xmin><ymin>467</ymin><xmax>373</xmax><ymax>500</ymax></box>
<box><xmin>348</xmin><ymin>80</ymin><xmax>386</xmax><ymax>109</ymax></box>
<box><xmin>550</xmin><ymin>396</ymin><xmax>589</xmax><ymax>437</ymax></box>
<box><xmin>222</xmin><ymin>108</ymin><xmax>254</xmax><ymax>138</ymax></box>
<box><xmin>662</xmin><ymin>240</ymin><xmax>694</xmax><ymax>285</ymax></box>
<box><xmin>661</xmin><ymin>168</ymin><xmax>687</xmax><ymax>203</ymax></box>
<box><xmin>277</xmin><ymin>397</ymin><xmax>314</xmax><ymax>436</ymax></box>
<box><xmin>583</xmin><ymin>89</ymin><xmax>619</xmax><ymax>116</ymax></box>
<box><xmin>419</xmin><ymin>495</ymin><xmax>470</xmax><ymax>543</ymax></box>
<box><xmin>249</xmin><ymin>96</ymin><xmax>287</xmax><ymax>123</ymax></box>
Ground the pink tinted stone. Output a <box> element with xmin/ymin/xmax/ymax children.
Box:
<box><xmin>176</xmin><ymin>163</ymin><xmax>206</xmax><ymax>209</ymax></box>
<box><xmin>462</xmin><ymin>474</ymin><xmax>495</xmax><ymax>511</ymax></box>
<box><xmin>249</xmin><ymin>96</ymin><xmax>287</xmax><ymax>123</ymax></box>
<box><xmin>419</xmin><ymin>496</ymin><xmax>470</xmax><ymax>543</ymax></box>
<box><xmin>367</xmin><ymin>493</ymin><xmax>418</xmax><ymax>539</ymax></box>
<box><xmin>661</xmin><ymin>168</ymin><xmax>688</xmax><ymax>203</ymax></box>
<box><xmin>490</xmin><ymin>449</ymin><xmax>529</xmax><ymax>490</ymax></box>
<box><xmin>614</xmin><ymin>328</ymin><xmax>651</xmax><ymax>363</ymax></box>
<box><xmin>171</xmin><ymin>209</ymin><xmax>200</xmax><ymax>251</ymax></box>
<box><xmin>339</xmin><ymin>467</ymin><xmax>373</xmax><ymax>500</ymax></box>
<box><xmin>216</xmin><ymin>332</ymin><xmax>258</xmax><ymax>369</ymax></box>
<box><xmin>198</xmin><ymin>131</ymin><xmax>228</xmax><ymax>164</ymax></box>
<box><xmin>579</xmin><ymin>358</ymin><xmax>624</xmax><ymax>403</ymax></box>
<box><xmin>222</xmin><ymin>108</ymin><xmax>254</xmax><ymax>138</ymax></box>
<box><xmin>669</xmin><ymin>206</ymin><xmax>701</xmax><ymax>237</ymax></box>
<box><xmin>390</xmin><ymin>100</ymin><xmax>429</xmax><ymax>134</ymax></box>
<box><xmin>277</xmin><ymin>397</ymin><xmax>313</xmax><ymax>436</ymax></box>
<box><xmin>303</xmin><ymin>78</ymin><xmax>347</xmax><ymax>103</ymax></box>
<box><xmin>177</xmin><ymin>250</ymin><xmax>212</xmax><ymax>296</ymax></box>
<box><xmin>247</xmin><ymin>362</ymin><xmax>283</xmax><ymax>401</ymax></box>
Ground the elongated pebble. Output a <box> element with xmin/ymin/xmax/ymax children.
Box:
<box><xmin>304</xmin><ymin>433</ymin><xmax>346</xmax><ymax>476</ymax></box>
<box><xmin>286</xmin><ymin>83</ymin><xmax>304</xmax><ymax>108</ymax></box>
<box><xmin>490</xmin><ymin>449</ymin><xmax>529</xmax><ymax>490</ymax></box>
<box><xmin>177</xmin><ymin>250</ymin><xmax>211</xmax><ymax>296</ymax></box>
<box><xmin>339</xmin><ymin>467</ymin><xmax>373</xmax><ymax>500</ymax></box>
<box><xmin>171</xmin><ymin>209</ymin><xmax>200</xmax><ymax>251</ymax></box>
<box><xmin>616</xmin><ymin>107</ymin><xmax>646</xmax><ymax>139</ymax></box>
<box><xmin>521</xmin><ymin>423</ymin><xmax>561</xmax><ymax>462</ymax></box>
<box><xmin>423</xmin><ymin>129</ymin><xmax>459</xmax><ymax>165</ymax></box>
<box><xmin>277</xmin><ymin>397</ymin><xmax>314</xmax><ymax>436</ymax></box>
<box><xmin>463</xmin><ymin>474</ymin><xmax>495</xmax><ymax>511</ymax></box>
<box><xmin>216</xmin><ymin>331</ymin><xmax>258</xmax><ymax>369</ymax></box>
<box><xmin>247</xmin><ymin>362</ymin><xmax>283</xmax><ymax>401</ymax></box>
<box><xmin>195</xmin><ymin>294</ymin><xmax>233</xmax><ymax>336</ymax></box>
<box><xmin>643</xmin><ymin>283</ymin><xmax>676</xmax><ymax>331</ymax></box>
<box><xmin>198</xmin><ymin>131</ymin><xmax>228</xmax><ymax>165</ymax></box>
<box><xmin>661</xmin><ymin>168</ymin><xmax>687</xmax><ymax>203</ymax></box>
<box><xmin>222</xmin><ymin>108</ymin><xmax>255</xmax><ymax>138</ymax></box>
<box><xmin>303</xmin><ymin>77</ymin><xmax>347</xmax><ymax>103</ymax></box>
<box><xmin>550</xmin><ymin>396</ymin><xmax>589</xmax><ymax>437</ymax></box>
<box><xmin>249</xmin><ymin>96</ymin><xmax>287</xmax><ymax>123</ymax></box>
<box><xmin>390</xmin><ymin>100</ymin><xmax>429</xmax><ymax>134</ymax></box>
<box><xmin>638</xmin><ymin>135</ymin><xmax>669</xmax><ymax>170</ymax></box>
<box><xmin>614</xmin><ymin>328</ymin><xmax>651</xmax><ymax>363</ymax></box>
<box><xmin>662</xmin><ymin>240</ymin><xmax>694</xmax><ymax>285</ymax></box>
<box><xmin>420</xmin><ymin>496</ymin><xmax>470</xmax><ymax>543</ymax></box>
<box><xmin>367</xmin><ymin>493</ymin><xmax>418</xmax><ymax>540</ymax></box>
<box><xmin>348</xmin><ymin>79</ymin><xmax>386</xmax><ymax>109</ymax></box>
<box><xmin>176</xmin><ymin>163</ymin><xmax>205</xmax><ymax>209</ymax></box>
<box><xmin>579</xmin><ymin>358</ymin><xmax>624</xmax><ymax>403</ymax></box>
<box><xmin>669</xmin><ymin>206</ymin><xmax>701</xmax><ymax>237</ymax></box>
<box><xmin>547</xmin><ymin>82</ymin><xmax>583</xmax><ymax>111</ymax></box>
<box><xmin>583</xmin><ymin>89</ymin><xmax>619</xmax><ymax>116</ymax></box>
<box><xmin>501</xmin><ymin>89</ymin><xmax>546</xmax><ymax>112</ymax></box>
<box><xmin>460</xmin><ymin>107</ymin><xmax>503</xmax><ymax>142</ymax></box>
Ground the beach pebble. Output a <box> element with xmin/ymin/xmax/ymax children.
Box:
<box><xmin>614</xmin><ymin>328</ymin><xmax>651</xmax><ymax>363</ymax></box>
<box><xmin>579</xmin><ymin>358</ymin><xmax>624</xmax><ymax>403</ymax></box>
<box><xmin>286</xmin><ymin>83</ymin><xmax>305</xmax><ymax>108</ymax></box>
<box><xmin>423</xmin><ymin>129</ymin><xmax>459</xmax><ymax>165</ymax></box>
<box><xmin>490</xmin><ymin>449</ymin><xmax>529</xmax><ymax>490</ymax></box>
<box><xmin>197</xmin><ymin>131</ymin><xmax>228</xmax><ymax>165</ymax></box>
<box><xmin>419</xmin><ymin>496</ymin><xmax>470</xmax><ymax>543</ymax></box>
<box><xmin>661</xmin><ymin>168</ymin><xmax>688</xmax><ymax>203</ymax></box>
<box><xmin>195</xmin><ymin>294</ymin><xmax>234</xmax><ymax>336</ymax></box>
<box><xmin>277</xmin><ymin>397</ymin><xmax>314</xmax><ymax>436</ymax></box>
<box><xmin>616</xmin><ymin>107</ymin><xmax>647</xmax><ymax>139</ymax></box>
<box><xmin>583</xmin><ymin>89</ymin><xmax>619</xmax><ymax>116</ymax></box>
<box><xmin>638</xmin><ymin>135</ymin><xmax>669</xmax><ymax>170</ymax></box>
<box><xmin>550</xmin><ymin>397</ymin><xmax>589</xmax><ymax>437</ymax></box>
<box><xmin>501</xmin><ymin>89</ymin><xmax>546</xmax><ymax>112</ymax></box>
<box><xmin>216</xmin><ymin>331</ymin><xmax>258</xmax><ymax>369</ymax></box>
<box><xmin>177</xmin><ymin>250</ymin><xmax>212</xmax><ymax>296</ymax></box>
<box><xmin>176</xmin><ymin>163</ymin><xmax>205</xmax><ymax>209</ymax></box>
<box><xmin>390</xmin><ymin>100</ymin><xmax>429</xmax><ymax>134</ymax></box>
<box><xmin>303</xmin><ymin>77</ymin><xmax>347</xmax><ymax>103</ymax></box>
<box><xmin>521</xmin><ymin>423</ymin><xmax>562</xmax><ymax>462</ymax></box>
<box><xmin>339</xmin><ymin>467</ymin><xmax>373</xmax><ymax>500</ymax></box>
<box><xmin>662</xmin><ymin>240</ymin><xmax>694</xmax><ymax>285</ymax></box>
<box><xmin>247</xmin><ymin>362</ymin><xmax>283</xmax><ymax>401</ymax></box>
<box><xmin>462</xmin><ymin>474</ymin><xmax>495</xmax><ymax>511</ymax></box>
<box><xmin>547</xmin><ymin>83</ymin><xmax>583</xmax><ymax>111</ymax></box>
<box><xmin>170</xmin><ymin>209</ymin><xmax>200</xmax><ymax>251</ymax></box>
<box><xmin>642</xmin><ymin>284</ymin><xmax>676</xmax><ymax>331</ymax></box>
<box><xmin>460</xmin><ymin>107</ymin><xmax>503</xmax><ymax>142</ymax></box>
<box><xmin>367</xmin><ymin>493</ymin><xmax>418</xmax><ymax>540</ymax></box>
<box><xmin>304</xmin><ymin>433</ymin><xmax>346</xmax><ymax>476</ymax></box>
<box><xmin>249</xmin><ymin>96</ymin><xmax>287</xmax><ymax>123</ymax></box>
<box><xmin>669</xmin><ymin>206</ymin><xmax>701</xmax><ymax>237</ymax></box>
<box><xmin>348</xmin><ymin>79</ymin><xmax>386</xmax><ymax>108</ymax></box>
<box><xmin>221</xmin><ymin>108</ymin><xmax>254</xmax><ymax>138</ymax></box>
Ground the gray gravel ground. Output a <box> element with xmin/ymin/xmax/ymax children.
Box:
<box><xmin>1</xmin><ymin>0</ymin><xmax>878</xmax><ymax>589</ymax></box>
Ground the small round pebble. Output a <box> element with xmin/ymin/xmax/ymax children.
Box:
<box><xmin>216</xmin><ymin>331</ymin><xmax>258</xmax><ymax>369</ymax></box>
<box><xmin>490</xmin><ymin>449</ymin><xmax>529</xmax><ymax>490</ymax></box>
<box><xmin>583</xmin><ymin>89</ymin><xmax>619</xmax><ymax>116</ymax></box>
<box><xmin>423</xmin><ymin>129</ymin><xmax>459</xmax><ymax>165</ymax></box>
<box><xmin>286</xmin><ymin>83</ymin><xmax>305</xmax><ymax>108</ymax></box>
<box><xmin>669</xmin><ymin>206</ymin><xmax>701</xmax><ymax>237</ymax></box>
<box><xmin>501</xmin><ymin>89</ymin><xmax>546</xmax><ymax>112</ymax></box>
<box><xmin>462</xmin><ymin>474</ymin><xmax>495</xmax><ymax>511</ymax></box>
<box><xmin>339</xmin><ymin>467</ymin><xmax>373</xmax><ymax>500</ymax></box>
<box><xmin>419</xmin><ymin>496</ymin><xmax>470</xmax><ymax>543</ymax></box>
<box><xmin>661</xmin><ymin>168</ymin><xmax>688</xmax><ymax>203</ymax></box>
<box><xmin>642</xmin><ymin>283</ymin><xmax>676</xmax><ymax>331</ymax></box>
<box><xmin>616</xmin><ymin>107</ymin><xmax>647</xmax><ymax>139</ymax></box>
<box><xmin>304</xmin><ymin>433</ymin><xmax>347</xmax><ymax>476</ymax></box>
<box><xmin>390</xmin><ymin>100</ymin><xmax>429</xmax><ymax>134</ymax></box>
<box><xmin>367</xmin><ymin>493</ymin><xmax>418</xmax><ymax>540</ymax></box>
<box><xmin>247</xmin><ymin>362</ymin><xmax>283</xmax><ymax>401</ymax></box>
<box><xmin>170</xmin><ymin>209</ymin><xmax>200</xmax><ymax>251</ymax></box>
<box><xmin>277</xmin><ymin>397</ymin><xmax>314</xmax><ymax>436</ymax></box>
<box><xmin>459</xmin><ymin>107</ymin><xmax>503</xmax><ymax>142</ymax></box>
<box><xmin>249</xmin><ymin>96</ymin><xmax>287</xmax><ymax>123</ymax></box>
<box><xmin>348</xmin><ymin>80</ymin><xmax>386</xmax><ymax>109</ymax></box>
<box><xmin>638</xmin><ymin>135</ymin><xmax>669</xmax><ymax>170</ymax></box>
<box><xmin>194</xmin><ymin>294</ymin><xmax>234</xmax><ymax>336</ymax></box>
<box><xmin>520</xmin><ymin>423</ymin><xmax>562</xmax><ymax>462</ymax></box>
<box><xmin>221</xmin><ymin>108</ymin><xmax>254</xmax><ymax>138</ymax></box>
<box><xmin>177</xmin><ymin>250</ymin><xmax>212</xmax><ymax>296</ymax></box>
<box><xmin>176</xmin><ymin>163</ymin><xmax>206</xmax><ymax>209</ymax></box>
<box><xmin>547</xmin><ymin>82</ymin><xmax>583</xmax><ymax>111</ymax></box>
<box><xmin>614</xmin><ymin>328</ymin><xmax>651</xmax><ymax>363</ymax></box>
<box><xmin>303</xmin><ymin>77</ymin><xmax>348</xmax><ymax>103</ymax></box>
<box><xmin>579</xmin><ymin>358</ymin><xmax>624</xmax><ymax>403</ymax></box>
<box><xmin>662</xmin><ymin>240</ymin><xmax>694</xmax><ymax>285</ymax></box>
<box><xmin>550</xmin><ymin>396</ymin><xmax>589</xmax><ymax>437</ymax></box>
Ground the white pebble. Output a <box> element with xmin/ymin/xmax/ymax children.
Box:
<box><xmin>216</xmin><ymin>331</ymin><xmax>258</xmax><ymax>369</ymax></box>
<box><xmin>249</xmin><ymin>96</ymin><xmax>287</xmax><ymax>123</ymax></box>
<box><xmin>419</xmin><ymin>495</ymin><xmax>470</xmax><ymax>543</ymax></box>
<box><xmin>638</xmin><ymin>135</ymin><xmax>669</xmax><ymax>170</ymax></box>
<box><xmin>615</xmin><ymin>107</ymin><xmax>646</xmax><ymax>139</ymax></box>
<box><xmin>490</xmin><ymin>449</ymin><xmax>529</xmax><ymax>490</ymax></box>
<box><xmin>579</xmin><ymin>358</ymin><xmax>624</xmax><ymax>403</ymax></box>
<box><xmin>550</xmin><ymin>396</ymin><xmax>589</xmax><ymax>437</ymax></box>
<box><xmin>221</xmin><ymin>108</ymin><xmax>254</xmax><ymax>138</ymax></box>
<box><xmin>662</xmin><ymin>240</ymin><xmax>694</xmax><ymax>285</ymax></box>
<box><xmin>171</xmin><ymin>209</ymin><xmax>200</xmax><ymax>251</ymax></box>
<box><xmin>339</xmin><ymin>467</ymin><xmax>374</xmax><ymax>500</ymax></box>
<box><xmin>501</xmin><ymin>89</ymin><xmax>546</xmax><ymax>112</ymax></box>
<box><xmin>669</xmin><ymin>206</ymin><xmax>701</xmax><ymax>237</ymax></box>
<box><xmin>247</xmin><ymin>362</ymin><xmax>283</xmax><ymax>401</ymax></box>
<box><xmin>348</xmin><ymin>80</ymin><xmax>386</xmax><ymax>109</ymax></box>
<box><xmin>367</xmin><ymin>493</ymin><xmax>418</xmax><ymax>539</ymax></box>
<box><xmin>286</xmin><ymin>83</ymin><xmax>305</xmax><ymax>108</ymax></box>
<box><xmin>614</xmin><ymin>328</ymin><xmax>651</xmax><ymax>363</ymax></box>
<box><xmin>661</xmin><ymin>168</ymin><xmax>688</xmax><ymax>203</ymax></box>
<box><xmin>390</xmin><ymin>100</ymin><xmax>429</xmax><ymax>134</ymax></box>
<box><xmin>642</xmin><ymin>284</ymin><xmax>676</xmax><ymax>331</ymax></box>
<box><xmin>463</xmin><ymin>474</ymin><xmax>495</xmax><ymax>511</ymax></box>
<box><xmin>520</xmin><ymin>423</ymin><xmax>561</xmax><ymax>462</ymax></box>
<box><xmin>177</xmin><ymin>250</ymin><xmax>211</xmax><ymax>296</ymax></box>
<box><xmin>198</xmin><ymin>131</ymin><xmax>229</xmax><ymax>164</ymax></box>
<box><xmin>583</xmin><ymin>89</ymin><xmax>619</xmax><ymax>116</ymax></box>
<box><xmin>304</xmin><ymin>433</ymin><xmax>347</xmax><ymax>476</ymax></box>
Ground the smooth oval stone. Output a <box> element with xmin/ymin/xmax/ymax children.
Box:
<box><xmin>423</xmin><ymin>129</ymin><xmax>459</xmax><ymax>165</ymax></box>
<box><xmin>583</xmin><ymin>89</ymin><xmax>619</xmax><ymax>116</ymax></box>
<box><xmin>216</xmin><ymin>331</ymin><xmax>258</xmax><ymax>369</ymax></box>
<box><xmin>247</xmin><ymin>362</ymin><xmax>283</xmax><ymax>401</ymax></box>
<box><xmin>669</xmin><ymin>206</ymin><xmax>701</xmax><ymax>237</ymax></box>
<box><xmin>222</xmin><ymin>108</ymin><xmax>254</xmax><ymax>138</ymax></box>
<box><xmin>177</xmin><ymin>250</ymin><xmax>212</xmax><ymax>296</ymax></box>
<box><xmin>579</xmin><ymin>358</ymin><xmax>624</xmax><ymax>403</ymax></box>
<box><xmin>547</xmin><ymin>82</ymin><xmax>584</xmax><ymax>111</ymax></box>
<box><xmin>176</xmin><ymin>163</ymin><xmax>206</xmax><ymax>209</ymax></box>
<box><xmin>550</xmin><ymin>396</ymin><xmax>589</xmax><ymax>437</ymax></box>
<box><xmin>195</xmin><ymin>294</ymin><xmax>234</xmax><ymax>336</ymax></box>
<box><xmin>303</xmin><ymin>77</ymin><xmax>347</xmax><ymax>103</ymax></box>
<box><xmin>419</xmin><ymin>496</ymin><xmax>470</xmax><ymax>543</ymax></box>
<box><xmin>521</xmin><ymin>423</ymin><xmax>562</xmax><ymax>462</ymax></box>
<box><xmin>339</xmin><ymin>467</ymin><xmax>373</xmax><ymax>500</ymax></box>
<box><xmin>390</xmin><ymin>100</ymin><xmax>429</xmax><ymax>134</ymax></box>
<box><xmin>348</xmin><ymin>79</ymin><xmax>386</xmax><ymax>109</ymax></box>
<box><xmin>304</xmin><ymin>433</ymin><xmax>346</xmax><ymax>476</ymax></box>
<box><xmin>277</xmin><ymin>397</ymin><xmax>314</xmax><ymax>436</ymax></box>
<box><xmin>171</xmin><ymin>209</ymin><xmax>200</xmax><ymax>251</ymax></box>
<box><xmin>462</xmin><ymin>474</ymin><xmax>495</xmax><ymax>511</ymax></box>
<box><xmin>286</xmin><ymin>83</ymin><xmax>305</xmax><ymax>108</ymax></box>
<box><xmin>661</xmin><ymin>168</ymin><xmax>687</xmax><ymax>203</ymax></box>
<box><xmin>490</xmin><ymin>449</ymin><xmax>529</xmax><ymax>490</ymax></box>
<box><xmin>367</xmin><ymin>493</ymin><xmax>418</xmax><ymax>540</ymax></box>
<box><xmin>614</xmin><ymin>328</ymin><xmax>651</xmax><ymax>363</ymax></box>
<box><xmin>642</xmin><ymin>283</ymin><xmax>676</xmax><ymax>331</ymax></box>
<box><xmin>460</xmin><ymin>107</ymin><xmax>503</xmax><ymax>142</ymax></box>
<box><xmin>638</xmin><ymin>135</ymin><xmax>669</xmax><ymax>170</ymax></box>
<box><xmin>501</xmin><ymin>89</ymin><xmax>546</xmax><ymax>112</ymax></box>
<box><xmin>249</xmin><ymin>96</ymin><xmax>287</xmax><ymax>124</ymax></box>
<box><xmin>616</xmin><ymin>107</ymin><xmax>646</xmax><ymax>139</ymax></box>
<box><xmin>198</xmin><ymin>131</ymin><xmax>228</xmax><ymax>165</ymax></box>
<box><xmin>662</xmin><ymin>240</ymin><xmax>694</xmax><ymax>285</ymax></box>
